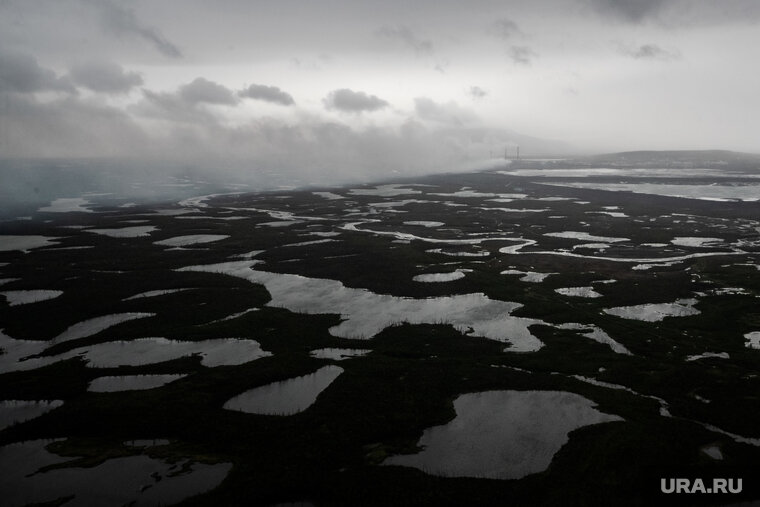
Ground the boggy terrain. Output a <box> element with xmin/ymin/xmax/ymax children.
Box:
<box><xmin>1</xmin><ymin>162</ymin><xmax>759</xmax><ymax>506</ymax></box>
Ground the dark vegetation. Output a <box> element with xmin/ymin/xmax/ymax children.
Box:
<box><xmin>1</xmin><ymin>158</ymin><xmax>759</xmax><ymax>505</ymax></box>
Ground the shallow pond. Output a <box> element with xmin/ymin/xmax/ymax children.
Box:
<box><xmin>0</xmin><ymin>440</ymin><xmax>231</xmax><ymax>507</ymax></box>
<box><xmin>384</xmin><ymin>390</ymin><xmax>622</xmax><ymax>479</ymax></box>
<box><xmin>88</xmin><ymin>374</ymin><xmax>188</xmax><ymax>392</ymax></box>
<box><xmin>224</xmin><ymin>365</ymin><xmax>343</xmax><ymax>415</ymax></box>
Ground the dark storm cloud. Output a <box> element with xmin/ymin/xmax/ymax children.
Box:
<box><xmin>0</xmin><ymin>49</ymin><xmax>75</xmax><ymax>94</ymax></box>
<box><xmin>239</xmin><ymin>84</ymin><xmax>295</xmax><ymax>106</ymax></box>
<box><xmin>69</xmin><ymin>60</ymin><xmax>143</xmax><ymax>94</ymax></box>
<box><xmin>619</xmin><ymin>43</ymin><xmax>680</xmax><ymax>60</ymax></box>
<box><xmin>179</xmin><ymin>78</ymin><xmax>238</xmax><ymax>106</ymax></box>
<box><xmin>585</xmin><ymin>0</ymin><xmax>667</xmax><ymax>22</ymax></box>
<box><xmin>414</xmin><ymin>97</ymin><xmax>477</xmax><ymax>126</ymax></box>
<box><xmin>508</xmin><ymin>46</ymin><xmax>537</xmax><ymax>65</ymax></box>
<box><xmin>90</xmin><ymin>0</ymin><xmax>183</xmax><ymax>58</ymax></box>
<box><xmin>488</xmin><ymin>18</ymin><xmax>522</xmax><ymax>39</ymax></box>
<box><xmin>323</xmin><ymin>89</ymin><xmax>389</xmax><ymax>113</ymax></box>
<box><xmin>377</xmin><ymin>26</ymin><xmax>433</xmax><ymax>55</ymax></box>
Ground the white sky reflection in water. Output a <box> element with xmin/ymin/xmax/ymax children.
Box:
<box><xmin>87</xmin><ymin>226</ymin><xmax>158</xmax><ymax>238</ymax></box>
<box><xmin>542</xmin><ymin>183</ymin><xmax>760</xmax><ymax>202</ymax></box>
<box><xmin>1</xmin><ymin>290</ymin><xmax>63</xmax><ymax>306</ymax></box>
<box><xmin>0</xmin><ymin>236</ymin><xmax>60</xmax><ymax>252</ymax></box>
<box><xmin>179</xmin><ymin>261</ymin><xmax>546</xmax><ymax>352</ymax></box>
<box><xmin>384</xmin><ymin>390</ymin><xmax>622</xmax><ymax>479</ymax></box>
<box><xmin>604</xmin><ymin>299</ymin><xmax>700</xmax><ymax>322</ymax></box>
<box><xmin>224</xmin><ymin>365</ymin><xmax>344</xmax><ymax>415</ymax></box>
<box><xmin>88</xmin><ymin>374</ymin><xmax>188</xmax><ymax>393</ymax></box>
<box><xmin>309</xmin><ymin>348</ymin><xmax>372</xmax><ymax>361</ymax></box>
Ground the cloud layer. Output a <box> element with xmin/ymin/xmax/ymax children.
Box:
<box><xmin>239</xmin><ymin>84</ymin><xmax>295</xmax><ymax>105</ymax></box>
<box><xmin>323</xmin><ymin>89</ymin><xmax>389</xmax><ymax>113</ymax></box>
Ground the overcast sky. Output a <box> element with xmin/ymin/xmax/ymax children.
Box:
<box><xmin>1</xmin><ymin>0</ymin><xmax>759</xmax><ymax>182</ymax></box>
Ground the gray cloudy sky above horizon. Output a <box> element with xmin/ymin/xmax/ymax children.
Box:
<box><xmin>1</xmin><ymin>0</ymin><xmax>759</xmax><ymax>181</ymax></box>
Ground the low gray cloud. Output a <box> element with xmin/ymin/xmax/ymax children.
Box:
<box><xmin>377</xmin><ymin>26</ymin><xmax>433</xmax><ymax>55</ymax></box>
<box><xmin>468</xmin><ymin>86</ymin><xmax>487</xmax><ymax>100</ymax></box>
<box><xmin>0</xmin><ymin>49</ymin><xmax>75</xmax><ymax>94</ymax></box>
<box><xmin>134</xmin><ymin>90</ymin><xmax>215</xmax><ymax>124</ymax></box>
<box><xmin>488</xmin><ymin>18</ymin><xmax>522</xmax><ymax>39</ymax></box>
<box><xmin>508</xmin><ymin>46</ymin><xmax>537</xmax><ymax>65</ymax></box>
<box><xmin>0</xmin><ymin>93</ymin><xmax>149</xmax><ymax>158</ymax></box>
<box><xmin>620</xmin><ymin>43</ymin><xmax>680</xmax><ymax>60</ymax></box>
<box><xmin>239</xmin><ymin>84</ymin><xmax>295</xmax><ymax>106</ymax></box>
<box><xmin>323</xmin><ymin>89</ymin><xmax>389</xmax><ymax>113</ymax></box>
<box><xmin>414</xmin><ymin>97</ymin><xmax>477</xmax><ymax>126</ymax></box>
<box><xmin>91</xmin><ymin>0</ymin><xmax>183</xmax><ymax>58</ymax></box>
<box><xmin>179</xmin><ymin>78</ymin><xmax>238</xmax><ymax>106</ymax></box>
<box><xmin>69</xmin><ymin>60</ymin><xmax>143</xmax><ymax>94</ymax></box>
<box><xmin>585</xmin><ymin>0</ymin><xmax>666</xmax><ymax>23</ymax></box>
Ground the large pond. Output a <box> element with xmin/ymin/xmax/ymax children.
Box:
<box><xmin>384</xmin><ymin>390</ymin><xmax>622</xmax><ymax>479</ymax></box>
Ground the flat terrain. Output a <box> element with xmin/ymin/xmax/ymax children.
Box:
<box><xmin>1</xmin><ymin>160</ymin><xmax>759</xmax><ymax>506</ymax></box>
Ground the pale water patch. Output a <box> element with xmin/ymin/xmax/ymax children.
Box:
<box><xmin>569</xmin><ymin>375</ymin><xmax>669</xmax><ymax>416</ymax></box>
<box><xmin>54</xmin><ymin>313</ymin><xmax>155</xmax><ymax>344</ymax></box>
<box><xmin>426</xmin><ymin>249</ymin><xmax>490</xmax><ymax>258</ymax></box>
<box><xmin>154</xmin><ymin>234</ymin><xmax>229</xmax><ymax>247</ymax></box>
<box><xmin>223</xmin><ymin>365</ymin><xmax>343</xmax><ymax>415</ymax></box>
<box><xmin>541</xmin><ymin>182</ymin><xmax>760</xmax><ymax>202</ymax></box>
<box><xmin>632</xmin><ymin>261</ymin><xmax>681</xmax><ymax>271</ymax></box>
<box><xmin>572</xmin><ymin>243</ymin><xmax>611</xmax><ymax>251</ymax></box>
<box><xmin>312</xmin><ymin>191</ymin><xmax>344</xmax><ymax>200</ymax></box>
<box><xmin>258</xmin><ymin>220</ymin><xmax>304</xmax><ymax>227</ymax></box>
<box><xmin>604</xmin><ymin>299</ymin><xmax>699</xmax><ymax>322</ymax></box>
<box><xmin>1</xmin><ymin>290</ymin><xmax>62</xmax><ymax>306</ymax></box>
<box><xmin>179</xmin><ymin>261</ymin><xmax>546</xmax><ymax>352</ymax></box>
<box><xmin>87</xmin><ymin>226</ymin><xmax>157</xmax><ymax>238</ymax></box>
<box><xmin>123</xmin><ymin>288</ymin><xmax>191</xmax><ymax>301</ymax></box>
<box><xmin>0</xmin><ymin>400</ymin><xmax>63</xmax><ymax>430</ymax></box>
<box><xmin>686</xmin><ymin>352</ymin><xmax>729</xmax><ymax>361</ymax></box>
<box><xmin>403</xmin><ymin>221</ymin><xmax>444</xmax><ymax>227</ymax></box>
<box><xmin>309</xmin><ymin>348</ymin><xmax>371</xmax><ymax>360</ymax></box>
<box><xmin>555</xmin><ymin>287</ymin><xmax>602</xmax><ymax>298</ymax></box>
<box><xmin>500</xmin><ymin>269</ymin><xmax>555</xmax><ymax>283</ymax></box>
<box><xmin>590</xmin><ymin>211</ymin><xmax>628</xmax><ymax>218</ymax></box>
<box><xmin>744</xmin><ymin>332</ymin><xmax>760</xmax><ymax>350</ymax></box>
<box><xmin>0</xmin><ymin>236</ymin><xmax>60</xmax><ymax>252</ymax></box>
<box><xmin>280</xmin><ymin>239</ymin><xmax>336</xmax><ymax>248</ymax></box>
<box><xmin>80</xmin><ymin>337</ymin><xmax>272</xmax><ymax>368</ymax></box>
<box><xmin>701</xmin><ymin>445</ymin><xmax>723</xmax><ymax>460</ymax></box>
<box><xmin>555</xmin><ymin>323</ymin><xmax>632</xmax><ymax>355</ymax></box>
<box><xmin>0</xmin><ymin>440</ymin><xmax>231</xmax><ymax>507</ymax></box>
<box><xmin>367</xmin><ymin>199</ymin><xmax>429</xmax><ymax>209</ymax></box>
<box><xmin>348</xmin><ymin>184</ymin><xmax>421</xmax><ymax>197</ymax></box>
<box><xmin>413</xmin><ymin>271</ymin><xmax>466</xmax><ymax>283</ymax></box>
<box><xmin>544</xmin><ymin>231</ymin><xmax>629</xmax><ymax>243</ymax></box>
<box><xmin>383</xmin><ymin>390</ymin><xmax>622</xmax><ymax>479</ymax></box>
<box><xmin>88</xmin><ymin>374</ymin><xmax>188</xmax><ymax>392</ymax></box>
<box><xmin>38</xmin><ymin>198</ymin><xmax>93</xmax><ymax>213</ymax></box>
<box><xmin>501</xmin><ymin>168</ymin><xmax>745</xmax><ymax>178</ymax></box>
<box><xmin>670</xmin><ymin>237</ymin><xmax>724</xmax><ymax>248</ymax></box>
